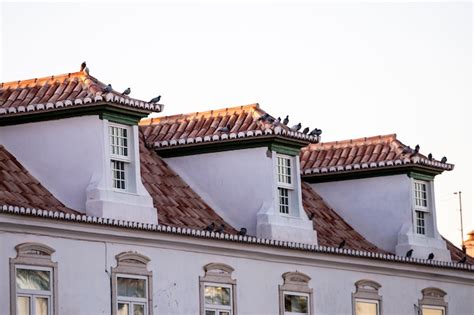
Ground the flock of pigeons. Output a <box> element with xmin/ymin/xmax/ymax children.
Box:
<box><xmin>402</xmin><ymin>144</ymin><xmax>447</xmax><ymax>164</ymax></box>
<box><xmin>80</xmin><ymin>62</ymin><xmax>161</xmax><ymax>104</ymax></box>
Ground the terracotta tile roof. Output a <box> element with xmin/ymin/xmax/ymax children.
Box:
<box><xmin>140</xmin><ymin>104</ymin><xmax>319</xmax><ymax>149</ymax></box>
<box><xmin>139</xmin><ymin>135</ymin><xmax>236</xmax><ymax>233</ymax></box>
<box><xmin>300</xmin><ymin>134</ymin><xmax>454</xmax><ymax>176</ymax></box>
<box><xmin>444</xmin><ymin>238</ymin><xmax>474</xmax><ymax>264</ymax></box>
<box><xmin>302</xmin><ymin>182</ymin><xmax>386</xmax><ymax>253</ymax></box>
<box><xmin>0</xmin><ymin>71</ymin><xmax>163</xmax><ymax>117</ymax></box>
<box><xmin>0</xmin><ymin>145</ymin><xmax>78</xmax><ymax>214</ymax></box>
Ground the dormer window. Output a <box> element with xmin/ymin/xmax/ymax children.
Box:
<box><xmin>109</xmin><ymin>124</ymin><xmax>131</xmax><ymax>191</ymax></box>
<box><xmin>413</xmin><ymin>180</ymin><xmax>430</xmax><ymax>235</ymax></box>
<box><xmin>277</xmin><ymin>155</ymin><xmax>294</xmax><ymax>215</ymax></box>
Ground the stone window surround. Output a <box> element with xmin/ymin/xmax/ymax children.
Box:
<box><xmin>9</xmin><ymin>242</ymin><xmax>59</xmax><ymax>315</ymax></box>
<box><xmin>279</xmin><ymin>271</ymin><xmax>313</xmax><ymax>315</ymax></box>
<box><xmin>111</xmin><ymin>251</ymin><xmax>153</xmax><ymax>315</ymax></box>
<box><xmin>418</xmin><ymin>287</ymin><xmax>448</xmax><ymax>315</ymax></box>
<box><xmin>199</xmin><ymin>263</ymin><xmax>237</xmax><ymax>315</ymax></box>
<box><xmin>351</xmin><ymin>279</ymin><xmax>382</xmax><ymax>315</ymax></box>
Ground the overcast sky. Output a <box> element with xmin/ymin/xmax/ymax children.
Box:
<box><xmin>1</xmin><ymin>1</ymin><xmax>472</xmax><ymax>247</ymax></box>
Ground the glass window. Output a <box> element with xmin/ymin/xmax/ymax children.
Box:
<box><xmin>116</xmin><ymin>276</ymin><xmax>148</xmax><ymax>315</ymax></box>
<box><xmin>422</xmin><ymin>306</ymin><xmax>445</xmax><ymax>315</ymax></box>
<box><xmin>277</xmin><ymin>156</ymin><xmax>292</xmax><ymax>185</ymax></box>
<box><xmin>111</xmin><ymin>160</ymin><xmax>126</xmax><ymax>190</ymax></box>
<box><xmin>416</xmin><ymin>211</ymin><xmax>426</xmax><ymax>235</ymax></box>
<box><xmin>109</xmin><ymin>126</ymin><xmax>129</xmax><ymax>158</ymax></box>
<box><xmin>15</xmin><ymin>267</ymin><xmax>52</xmax><ymax>315</ymax></box>
<box><xmin>414</xmin><ymin>182</ymin><xmax>428</xmax><ymax>208</ymax></box>
<box><xmin>355</xmin><ymin>299</ymin><xmax>379</xmax><ymax>315</ymax></box>
<box><xmin>284</xmin><ymin>293</ymin><xmax>308</xmax><ymax>314</ymax></box>
<box><xmin>204</xmin><ymin>284</ymin><xmax>232</xmax><ymax>315</ymax></box>
<box><xmin>279</xmin><ymin>188</ymin><xmax>290</xmax><ymax>214</ymax></box>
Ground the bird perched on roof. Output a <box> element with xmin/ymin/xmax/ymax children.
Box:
<box><xmin>102</xmin><ymin>84</ymin><xmax>112</xmax><ymax>94</ymax></box>
<box><xmin>80</xmin><ymin>61</ymin><xmax>87</xmax><ymax>72</ymax></box>
<box><xmin>441</xmin><ymin>157</ymin><xmax>447</xmax><ymax>163</ymax></box>
<box><xmin>238</xmin><ymin>228</ymin><xmax>247</xmax><ymax>236</ymax></box>
<box><xmin>290</xmin><ymin>123</ymin><xmax>302</xmax><ymax>132</ymax></box>
<box><xmin>215</xmin><ymin>224</ymin><xmax>225</xmax><ymax>233</ymax></box>
<box><xmin>427</xmin><ymin>253</ymin><xmax>434</xmax><ymax>260</ymax></box>
<box><xmin>258</xmin><ymin>113</ymin><xmax>270</xmax><ymax>121</ymax></box>
<box><xmin>203</xmin><ymin>223</ymin><xmax>215</xmax><ymax>232</ymax></box>
<box><xmin>402</xmin><ymin>146</ymin><xmax>413</xmax><ymax>154</ymax></box>
<box><xmin>338</xmin><ymin>239</ymin><xmax>346</xmax><ymax>249</ymax></box>
<box><xmin>283</xmin><ymin>115</ymin><xmax>289</xmax><ymax>126</ymax></box>
<box><xmin>309</xmin><ymin>128</ymin><xmax>322</xmax><ymax>137</ymax></box>
<box><xmin>150</xmin><ymin>95</ymin><xmax>161</xmax><ymax>103</ymax></box>
<box><xmin>405</xmin><ymin>249</ymin><xmax>413</xmax><ymax>258</ymax></box>
<box><xmin>428</xmin><ymin>153</ymin><xmax>433</xmax><ymax>161</ymax></box>
<box><xmin>122</xmin><ymin>88</ymin><xmax>131</xmax><ymax>96</ymax></box>
<box><xmin>273</xmin><ymin>117</ymin><xmax>281</xmax><ymax>127</ymax></box>
<box><xmin>217</xmin><ymin>124</ymin><xmax>231</xmax><ymax>133</ymax></box>
<box><xmin>458</xmin><ymin>256</ymin><xmax>467</xmax><ymax>264</ymax></box>
<box><xmin>302</xmin><ymin>127</ymin><xmax>310</xmax><ymax>135</ymax></box>
<box><xmin>308</xmin><ymin>213</ymin><xmax>315</xmax><ymax>220</ymax></box>
<box><xmin>414</xmin><ymin>145</ymin><xmax>420</xmax><ymax>153</ymax></box>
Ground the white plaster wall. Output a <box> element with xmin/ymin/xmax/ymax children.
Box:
<box><xmin>0</xmin><ymin>227</ymin><xmax>473</xmax><ymax>315</ymax></box>
<box><xmin>164</xmin><ymin>148</ymin><xmax>275</xmax><ymax>235</ymax></box>
<box><xmin>310</xmin><ymin>175</ymin><xmax>412</xmax><ymax>252</ymax></box>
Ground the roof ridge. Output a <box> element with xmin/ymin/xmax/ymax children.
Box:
<box><xmin>0</xmin><ymin>71</ymin><xmax>90</xmax><ymax>89</ymax></box>
<box><xmin>139</xmin><ymin>103</ymin><xmax>261</xmax><ymax>126</ymax></box>
<box><xmin>306</xmin><ymin>133</ymin><xmax>397</xmax><ymax>150</ymax></box>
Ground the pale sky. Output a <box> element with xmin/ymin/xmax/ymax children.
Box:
<box><xmin>1</xmin><ymin>1</ymin><xmax>472</xmax><ymax>247</ymax></box>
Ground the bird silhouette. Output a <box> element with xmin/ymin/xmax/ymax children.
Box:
<box><xmin>150</xmin><ymin>95</ymin><xmax>161</xmax><ymax>103</ymax></box>
<box><xmin>283</xmin><ymin>115</ymin><xmax>289</xmax><ymax>126</ymax></box>
<box><xmin>338</xmin><ymin>239</ymin><xmax>346</xmax><ymax>249</ymax></box>
<box><xmin>441</xmin><ymin>157</ymin><xmax>447</xmax><ymax>163</ymax></box>
<box><xmin>122</xmin><ymin>88</ymin><xmax>131</xmax><ymax>96</ymax></box>
<box><xmin>217</xmin><ymin>124</ymin><xmax>231</xmax><ymax>133</ymax></box>
<box><xmin>309</xmin><ymin>128</ymin><xmax>322</xmax><ymax>137</ymax></box>
<box><xmin>428</xmin><ymin>153</ymin><xmax>433</xmax><ymax>161</ymax></box>
<box><xmin>402</xmin><ymin>146</ymin><xmax>413</xmax><ymax>154</ymax></box>
<box><xmin>414</xmin><ymin>144</ymin><xmax>420</xmax><ymax>153</ymax></box>
<box><xmin>215</xmin><ymin>224</ymin><xmax>225</xmax><ymax>233</ymax></box>
<box><xmin>302</xmin><ymin>127</ymin><xmax>310</xmax><ymax>134</ymax></box>
<box><xmin>238</xmin><ymin>228</ymin><xmax>247</xmax><ymax>236</ymax></box>
<box><xmin>257</xmin><ymin>113</ymin><xmax>270</xmax><ymax>121</ymax></box>
<box><xmin>273</xmin><ymin>117</ymin><xmax>281</xmax><ymax>126</ymax></box>
<box><xmin>80</xmin><ymin>61</ymin><xmax>87</xmax><ymax>71</ymax></box>
<box><xmin>427</xmin><ymin>253</ymin><xmax>434</xmax><ymax>260</ymax></box>
<box><xmin>406</xmin><ymin>249</ymin><xmax>413</xmax><ymax>258</ymax></box>
<box><xmin>203</xmin><ymin>223</ymin><xmax>215</xmax><ymax>232</ymax></box>
<box><xmin>308</xmin><ymin>213</ymin><xmax>315</xmax><ymax>220</ymax></box>
<box><xmin>102</xmin><ymin>84</ymin><xmax>112</xmax><ymax>94</ymax></box>
<box><xmin>458</xmin><ymin>256</ymin><xmax>467</xmax><ymax>264</ymax></box>
<box><xmin>290</xmin><ymin>123</ymin><xmax>302</xmax><ymax>132</ymax></box>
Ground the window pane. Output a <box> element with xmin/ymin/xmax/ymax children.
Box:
<box><xmin>279</xmin><ymin>188</ymin><xmax>290</xmax><ymax>214</ymax></box>
<box><xmin>35</xmin><ymin>297</ymin><xmax>48</xmax><ymax>315</ymax></box>
<box><xmin>118</xmin><ymin>277</ymin><xmax>146</xmax><ymax>298</ymax></box>
<box><xmin>219</xmin><ymin>312</ymin><xmax>230</xmax><ymax>315</ymax></box>
<box><xmin>17</xmin><ymin>296</ymin><xmax>30</xmax><ymax>315</ymax></box>
<box><xmin>284</xmin><ymin>294</ymin><xmax>308</xmax><ymax>313</ymax></box>
<box><xmin>118</xmin><ymin>303</ymin><xmax>129</xmax><ymax>315</ymax></box>
<box><xmin>422</xmin><ymin>306</ymin><xmax>444</xmax><ymax>315</ymax></box>
<box><xmin>16</xmin><ymin>269</ymin><xmax>50</xmax><ymax>291</ymax></box>
<box><xmin>204</xmin><ymin>286</ymin><xmax>231</xmax><ymax>306</ymax></box>
<box><xmin>133</xmin><ymin>304</ymin><xmax>145</xmax><ymax>315</ymax></box>
<box><xmin>355</xmin><ymin>301</ymin><xmax>378</xmax><ymax>315</ymax></box>
<box><xmin>205</xmin><ymin>311</ymin><xmax>215</xmax><ymax>315</ymax></box>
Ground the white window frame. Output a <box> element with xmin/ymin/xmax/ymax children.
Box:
<box><xmin>10</xmin><ymin>243</ymin><xmax>58</xmax><ymax>315</ymax></box>
<box><xmin>203</xmin><ymin>282</ymin><xmax>233</xmax><ymax>315</ymax></box>
<box><xmin>279</xmin><ymin>272</ymin><xmax>313</xmax><ymax>315</ymax></box>
<box><xmin>352</xmin><ymin>279</ymin><xmax>382</xmax><ymax>315</ymax></box>
<box><xmin>354</xmin><ymin>298</ymin><xmax>380</xmax><ymax>315</ymax></box>
<box><xmin>283</xmin><ymin>290</ymin><xmax>310</xmax><ymax>315</ymax></box>
<box><xmin>116</xmin><ymin>274</ymin><xmax>148</xmax><ymax>315</ymax></box>
<box><xmin>109</xmin><ymin>123</ymin><xmax>132</xmax><ymax>191</ymax></box>
<box><xmin>276</xmin><ymin>154</ymin><xmax>295</xmax><ymax>216</ymax></box>
<box><xmin>412</xmin><ymin>179</ymin><xmax>431</xmax><ymax>236</ymax></box>
<box><xmin>421</xmin><ymin>305</ymin><xmax>446</xmax><ymax>315</ymax></box>
<box><xmin>199</xmin><ymin>263</ymin><xmax>237</xmax><ymax>315</ymax></box>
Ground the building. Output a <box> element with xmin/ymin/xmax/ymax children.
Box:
<box><xmin>0</xmin><ymin>68</ymin><xmax>473</xmax><ymax>315</ymax></box>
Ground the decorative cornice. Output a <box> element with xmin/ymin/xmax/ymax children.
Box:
<box><xmin>0</xmin><ymin>204</ymin><xmax>472</xmax><ymax>272</ymax></box>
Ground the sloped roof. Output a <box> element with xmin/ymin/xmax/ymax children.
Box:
<box><xmin>140</xmin><ymin>104</ymin><xmax>319</xmax><ymax>149</ymax></box>
<box><xmin>300</xmin><ymin>134</ymin><xmax>453</xmax><ymax>176</ymax></box>
<box><xmin>139</xmin><ymin>136</ymin><xmax>236</xmax><ymax>233</ymax></box>
<box><xmin>0</xmin><ymin>71</ymin><xmax>162</xmax><ymax>117</ymax></box>
<box><xmin>302</xmin><ymin>182</ymin><xmax>385</xmax><ymax>253</ymax></box>
<box><xmin>0</xmin><ymin>145</ymin><xmax>77</xmax><ymax>214</ymax></box>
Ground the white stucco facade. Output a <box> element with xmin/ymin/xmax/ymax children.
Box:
<box><xmin>0</xmin><ymin>215</ymin><xmax>472</xmax><ymax>315</ymax></box>
<box><xmin>0</xmin><ymin>116</ymin><xmax>157</xmax><ymax>224</ymax></box>
<box><xmin>164</xmin><ymin>147</ymin><xmax>316</xmax><ymax>243</ymax></box>
<box><xmin>310</xmin><ymin>175</ymin><xmax>450</xmax><ymax>261</ymax></box>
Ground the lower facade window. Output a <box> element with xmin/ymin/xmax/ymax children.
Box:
<box><xmin>111</xmin><ymin>160</ymin><xmax>127</xmax><ymax>190</ymax></box>
<box><xmin>416</xmin><ymin>211</ymin><xmax>426</xmax><ymax>235</ymax></box>
<box><xmin>355</xmin><ymin>299</ymin><xmax>379</xmax><ymax>315</ymax></box>
<box><xmin>204</xmin><ymin>284</ymin><xmax>233</xmax><ymax>315</ymax></box>
<box><xmin>279</xmin><ymin>188</ymin><xmax>290</xmax><ymax>214</ymax></box>
<box><xmin>284</xmin><ymin>291</ymin><xmax>309</xmax><ymax>314</ymax></box>
<box><xmin>16</xmin><ymin>266</ymin><xmax>52</xmax><ymax>315</ymax></box>
<box><xmin>421</xmin><ymin>306</ymin><xmax>445</xmax><ymax>315</ymax></box>
<box><xmin>418</xmin><ymin>287</ymin><xmax>447</xmax><ymax>315</ymax></box>
<box><xmin>279</xmin><ymin>272</ymin><xmax>313</xmax><ymax>315</ymax></box>
<box><xmin>116</xmin><ymin>275</ymin><xmax>148</xmax><ymax>315</ymax></box>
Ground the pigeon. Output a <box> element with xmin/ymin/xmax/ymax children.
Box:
<box><xmin>308</xmin><ymin>213</ymin><xmax>315</xmax><ymax>220</ymax></box>
<box><xmin>283</xmin><ymin>115</ymin><xmax>289</xmax><ymax>126</ymax></box>
<box><xmin>441</xmin><ymin>157</ymin><xmax>447</xmax><ymax>163</ymax></box>
<box><xmin>257</xmin><ymin>113</ymin><xmax>270</xmax><ymax>121</ymax></box>
<box><xmin>215</xmin><ymin>224</ymin><xmax>225</xmax><ymax>233</ymax></box>
<box><xmin>238</xmin><ymin>228</ymin><xmax>247</xmax><ymax>236</ymax></box>
<box><xmin>428</xmin><ymin>153</ymin><xmax>433</xmax><ymax>161</ymax></box>
<box><xmin>414</xmin><ymin>145</ymin><xmax>420</xmax><ymax>154</ymax></box>
<box><xmin>302</xmin><ymin>127</ymin><xmax>310</xmax><ymax>135</ymax></box>
<box><xmin>338</xmin><ymin>239</ymin><xmax>346</xmax><ymax>249</ymax></box>
<box><xmin>427</xmin><ymin>253</ymin><xmax>434</xmax><ymax>260</ymax></box>
<box><xmin>406</xmin><ymin>249</ymin><xmax>413</xmax><ymax>258</ymax></box>
<box><xmin>402</xmin><ymin>146</ymin><xmax>413</xmax><ymax>154</ymax></box>
<box><xmin>458</xmin><ymin>256</ymin><xmax>467</xmax><ymax>264</ymax></box>
<box><xmin>80</xmin><ymin>61</ymin><xmax>87</xmax><ymax>72</ymax></box>
<box><xmin>150</xmin><ymin>95</ymin><xmax>161</xmax><ymax>103</ymax></box>
<box><xmin>122</xmin><ymin>88</ymin><xmax>131</xmax><ymax>96</ymax></box>
<box><xmin>309</xmin><ymin>128</ymin><xmax>322</xmax><ymax>137</ymax></box>
<box><xmin>203</xmin><ymin>223</ymin><xmax>215</xmax><ymax>232</ymax></box>
<box><xmin>273</xmin><ymin>117</ymin><xmax>281</xmax><ymax>126</ymax></box>
<box><xmin>102</xmin><ymin>84</ymin><xmax>112</xmax><ymax>94</ymax></box>
<box><xmin>290</xmin><ymin>123</ymin><xmax>302</xmax><ymax>132</ymax></box>
<box><xmin>217</xmin><ymin>124</ymin><xmax>231</xmax><ymax>133</ymax></box>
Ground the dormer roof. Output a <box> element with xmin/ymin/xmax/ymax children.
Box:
<box><xmin>301</xmin><ymin>134</ymin><xmax>453</xmax><ymax>179</ymax></box>
<box><xmin>0</xmin><ymin>71</ymin><xmax>163</xmax><ymax>124</ymax></box>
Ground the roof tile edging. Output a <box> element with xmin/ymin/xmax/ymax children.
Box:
<box><xmin>0</xmin><ymin>204</ymin><xmax>471</xmax><ymax>271</ymax></box>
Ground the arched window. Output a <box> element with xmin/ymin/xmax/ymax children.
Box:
<box><xmin>111</xmin><ymin>252</ymin><xmax>153</xmax><ymax>315</ymax></box>
<box><xmin>417</xmin><ymin>288</ymin><xmax>447</xmax><ymax>315</ymax></box>
<box><xmin>279</xmin><ymin>271</ymin><xmax>313</xmax><ymax>315</ymax></box>
<box><xmin>352</xmin><ymin>280</ymin><xmax>382</xmax><ymax>315</ymax></box>
<box><xmin>199</xmin><ymin>263</ymin><xmax>236</xmax><ymax>315</ymax></box>
<box><xmin>10</xmin><ymin>242</ymin><xmax>58</xmax><ymax>315</ymax></box>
